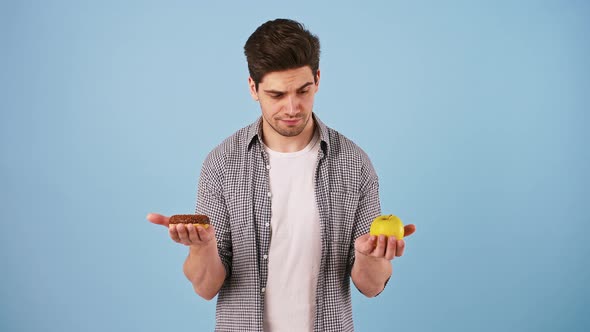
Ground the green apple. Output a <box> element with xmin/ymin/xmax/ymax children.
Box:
<box><xmin>369</xmin><ymin>214</ymin><xmax>404</xmax><ymax>239</ymax></box>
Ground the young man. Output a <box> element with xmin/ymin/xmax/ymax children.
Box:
<box><xmin>148</xmin><ymin>18</ymin><xmax>416</xmax><ymax>332</ymax></box>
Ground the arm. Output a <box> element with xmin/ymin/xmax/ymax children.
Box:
<box><xmin>181</xmin><ymin>225</ymin><xmax>227</xmax><ymax>300</ymax></box>
<box><xmin>148</xmin><ymin>149</ymin><xmax>231</xmax><ymax>300</ymax></box>
<box><xmin>191</xmin><ymin>150</ymin><xmax>233</xmax><ymax>299</ymax></box>
<box><xmin>351</xmin><ymin>235</ymin><xmax>396</xmax><ymax>298</ymax></box>
<box><xmin>352</xmin><ymin>227</ymin><xmax>416</xmax><ymax>297</ymax></box>
<box><xmin>146</xmin><ymin>213</ymin><xmax>227</xmax><ymax>300</ymax></box>
<box><xmin>347</xmin><ymin>172</ymin><xmax>416</xmax><ymax>297</ymax></box>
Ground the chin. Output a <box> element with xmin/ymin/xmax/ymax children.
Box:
<box><xmin>277</xmin><ymin>121</ymin><xmax>308</xmax><ymax>137</ymax></box>
<box><xmin>277</xmin><ymin>127</ymin><xmax>305</xmax><ymax>137</ymax></box>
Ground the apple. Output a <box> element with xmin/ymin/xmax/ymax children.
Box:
<box><xmin>370</xmin><ymin>214</ymin><xmax>404</xmax><ymax>239</ymax></box>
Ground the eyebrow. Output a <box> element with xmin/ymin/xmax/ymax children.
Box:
<box><xmin>263</xmin><ymin>82</ymin><xmax>314</xmax><ymax>94</ymax></box>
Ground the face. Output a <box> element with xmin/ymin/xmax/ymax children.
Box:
<box><xmin>249</xmin><ymin>66</ymin><xmax>320</xmax><ymax>138</ymax></box>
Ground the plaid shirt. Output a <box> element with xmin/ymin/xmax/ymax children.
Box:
<box><xmin>195</xmin><ymin>114</ymin><xmax>382</xmax><ymax>331</ymax></box>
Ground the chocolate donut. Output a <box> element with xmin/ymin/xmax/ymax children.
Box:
<box><xmin>169</xmin><ymin>214</ymin><xmax>210</xmax><ymax>228</ymax></box>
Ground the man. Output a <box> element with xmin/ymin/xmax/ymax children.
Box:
<box><xmin>148</xmin><ymin>18</ymin><xmax>416</xmax><ymax>332</ymax></box>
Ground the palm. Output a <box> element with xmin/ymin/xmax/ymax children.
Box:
<box><xmin>354</xmin><ymin>224</ymin><xmax>416</xmax><ymax>260</ymax></box>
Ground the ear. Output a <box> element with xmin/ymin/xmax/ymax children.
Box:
<box><xmin>314</xmin><ymin>69</ymin><xmax>321</xmax><ymax>92</ymax></box>
<box><xmin>248</xmin><ymin>77</ymin><xmax>259</xmax><ymax>101</ymax></box>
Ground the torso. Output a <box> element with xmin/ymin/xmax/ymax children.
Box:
<box><xmin>263</xmin><ymin>130</ymin><xmax>322</xmax><ymax>332</ymax></box>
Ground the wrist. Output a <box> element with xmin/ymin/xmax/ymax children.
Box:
<box><xmin>189</xmin><ymin>240</ymin><xmax>217</xmax><ymax>255</ymax></box>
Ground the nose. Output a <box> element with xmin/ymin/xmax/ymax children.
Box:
<box><xmin>286</xmin><ymin>96</ymin><xmax>297</xmax><ymax>115</ymax></box>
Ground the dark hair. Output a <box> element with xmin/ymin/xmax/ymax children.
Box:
<box><xmin>244</xmin><ymin>18</ymin><xmax>320</xmax><ymax>90</ymax></box>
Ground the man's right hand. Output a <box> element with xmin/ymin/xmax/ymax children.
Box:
<box><xmin>147</xmin><ymin>213</ymin><xmax>216</xmax><ymax>248</ymax></box>
<box><xmin>147</xmin><ymin>212</ymin><xmax>226</xmax><ymax>300</ymax></box>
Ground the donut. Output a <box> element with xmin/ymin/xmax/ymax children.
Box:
<box><xmin>169</xmin><ymin>214</ymin><xmax>210</xmax><ymax>229</ymax></box>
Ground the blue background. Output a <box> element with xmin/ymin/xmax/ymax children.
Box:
<box><xmin>1</xmin><ymin>0</ymin><xmax>589</xmax><ymax>331</ymax></box>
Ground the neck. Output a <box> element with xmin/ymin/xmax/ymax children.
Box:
<box><xmin>262</xmin><ymin>117</ymin><xmax>316</xmax><ymax>153</ymax></box>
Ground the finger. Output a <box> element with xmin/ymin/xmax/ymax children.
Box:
<box><xmin>354</xmin><ymin>234</ymin><xmax>373</xmax><ymax>255</ymax></box>
<box><xmin>204</xmin><ymin>224</ymin><xmax>217</xmax><ymax>240</ymax></box>
<box><xmin>176</xmin><ymin>224</ymin><xmax>190</xmax><ymax>245</ymax></box>
<box><xmin>404</xmin><ymin>224</ymin><xmax>416</xmax><ymax>237</ymax></box>
<box><xmin>373</xmin><ymin>235</ymin><xmax>387</xmax><ymax>257</ymax></box>
<box><xmin>147</xmin><ymin>213</ymin><xmax>170</xmax><ymax>227</ymax></box>
<box><xmin>196</xmin><ymin>225</ymin><xmax>213</xmax><ymax>242</ymax></box>
<box><xmin>385</xmin><ymin>236</ymin><xmax>397</xmax><ymax>260</ymax></box>
<box><xmin>355</xmin><ymin>235</ymin><xmax>376</xmax><ymax>256</ymax></box>
<box><xmin>169</xmin><ymin>225</ymin><xmax>181</xmax><ymax>243</ymax></box>
<box><xmin>206</xmin><ymin>224</ymin><xmax>216</xmax><ymax>234</ymax></box>
<box><xmin>396</xmin><ymin>239</ymin><xmax>406</xmax><ymax>257</ymax></box>
<box><xmin>187</xmin><ymin>224</ymin><xmax>200</xmax><ymax>243</ymax></box>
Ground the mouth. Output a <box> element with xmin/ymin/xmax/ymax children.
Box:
<box><xmin>280</xmin><ymin>118</ymin><xmax>301</xmax><ymax>126</ymax></box>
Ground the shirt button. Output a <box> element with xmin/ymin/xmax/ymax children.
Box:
<box><xmin>266</xmin><ymin>164</ymin><xmax>271</xmax><ymax>170</ymax></box>
<box><xmin>267</xmin><ymin>192</ymin><xmax>272</xmax><ymax>197</ymax></box>
<box><xmin>265</xmin><ymin>222</ymin><xmax>270</xmax><ymax>227</ymax></box>
<box><xmin>261</xmin><ymin>287</ymin><xmax>266</xmax><ymax>293</ymax></box>
<box><xmin>263</xmin><ymin>254</ymin><xmax>268</xmax><ymax>259</ymax></box>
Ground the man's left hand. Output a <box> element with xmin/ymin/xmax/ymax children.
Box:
<box><xmin>354</xmin><ymin>224</ymin><xmax>416</xmax><ymax>261</ymax></box>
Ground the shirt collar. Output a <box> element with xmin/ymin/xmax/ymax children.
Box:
<box><xmin>246</xmin><ymin>113</ymin><xmax>330</xmax><ymax>157</ymax></box>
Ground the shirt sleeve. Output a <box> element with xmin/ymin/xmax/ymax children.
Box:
<box><xmin>348</xmin><ymin>178</ymin><xmax>381</xmax><ymax>272</ymax></box>
<box><xmin>195</xmin><ymin>152</ymin><xmax>232</xmax><ymax>280</ymax></box>
<box><xmin>349</xmin><ymin>172</ymin><xmax>388</xmax><ymax>295</ymax></box>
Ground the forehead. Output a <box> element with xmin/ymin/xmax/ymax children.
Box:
<box><xmin>259</xmin><ymin>66</ymin><xmax>315</xmax><ymax>90</ymax></box>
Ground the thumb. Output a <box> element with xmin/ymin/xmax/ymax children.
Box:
<box><xmin>404</xmin><ymin>224</ymin><xmax>416</xmax><ymax>237</ymax></box>
<box><xmin>146</xmin><ymin>213</ymin><xmax>170</xmax><ymax>227</ymax></box>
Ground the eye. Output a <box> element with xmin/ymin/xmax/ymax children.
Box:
<box><xmin>298</xmin><ymin>90</ymin><xmax>309</xmax><ymax>95</ymax></box>
<box><xmin>271</xmin><ymin>93</ymin><xmax>283</xmax><ymax>99</ymax></box>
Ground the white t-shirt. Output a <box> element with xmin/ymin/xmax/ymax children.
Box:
<box><xmin>262</xmin><ymin>130</ymin><xmax>322</xmax><ymax>332</ymax></box>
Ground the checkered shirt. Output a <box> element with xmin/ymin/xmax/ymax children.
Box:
<box><xmin>195</xmin><ymin>114</ymin><xmax>382</xmax><ymax>331</ymax></box>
